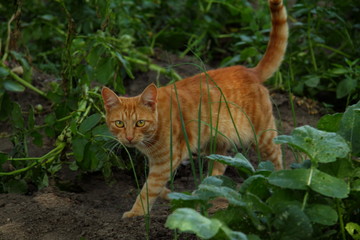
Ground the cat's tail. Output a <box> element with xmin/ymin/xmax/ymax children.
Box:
<box><xmin>253</xmin><ymin>0</ymin><xmax>288</xmax><ymax>82</ymax></box>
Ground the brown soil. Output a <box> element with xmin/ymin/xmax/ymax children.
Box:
<box><xmin>0</xmin><ymin>51</ymin><xmax>325</xmax><ymax>240</ymax></box>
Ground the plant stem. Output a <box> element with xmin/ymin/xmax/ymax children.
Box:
<box><xmin>124</xmin><ymin>56</ymin><xmax>182</xmax><ymax>81</ymax></box>
<box><xmin>337</xmin><ymin>199</ymin><xmax>346</xmax><ymax>240</ymax></box>
<box><xmin>307</xmin><ymin>12</ymin><xmax>318</xmax><ymax>72</ymax></box>
<box><xmin>0</xmin><ymin>63</ymin><xmax>47</xmax><ymax>98</ymax></box>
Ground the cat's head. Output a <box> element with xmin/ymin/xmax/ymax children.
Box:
<box><xmin>102</xmin><ymin>84</ymin><xmax>158</xmax><ymax>147</ymax></box>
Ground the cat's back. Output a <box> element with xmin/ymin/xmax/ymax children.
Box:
<box><xmin>159</xmin><ymin>65</ymin><xmax>267</xmax><ymax>105</ymax></box>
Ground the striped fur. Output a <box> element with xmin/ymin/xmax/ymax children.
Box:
<box><xmin>102</xmin><ymin>0</ymin><xmax>288</xmax><ymax>218</ymax></box>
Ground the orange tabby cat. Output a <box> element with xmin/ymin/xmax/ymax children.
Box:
<box><xmin>102</xmin><ymin>0</ymin><xmax>288</xmax><ymax>218</ymax></box>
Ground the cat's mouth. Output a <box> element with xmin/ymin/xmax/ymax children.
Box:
<box><xmin>122</xmin><ymin>140</ymin><xmax>140</xmax><ymax>147</ymax></box>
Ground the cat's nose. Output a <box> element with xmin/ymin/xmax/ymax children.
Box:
<box><xmin>126</xmin><ymin>136</ymin><xmax>134</xmax><ymax>142</ymax></box>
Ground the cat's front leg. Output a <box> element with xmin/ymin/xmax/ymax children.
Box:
<box><xmin>122</xmin><ymin>156</ymin><xmax>180</xmax><ymax>218</ymax></box>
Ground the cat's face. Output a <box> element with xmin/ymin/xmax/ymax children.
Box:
<box><xmin>102</xmin><ymin>84</ymin><xmax>158</xmax><ymax>147</ymax></box>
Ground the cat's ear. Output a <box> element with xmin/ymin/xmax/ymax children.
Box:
<box><xmin>140</xmin><ymin>84</ymin><xmax>157</xmax><ymax>111</ymax></box>
<box><xmin>102</xmin><ymin>87</ymin><xmax>120</xmax><ymax>110</ymax></box>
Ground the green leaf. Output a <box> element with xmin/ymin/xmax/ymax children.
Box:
<box><xmin>207</xmin><ymin>153</ymin><xmax>254</xmax><ymax>175</ymax></box>
<box><xmin>168</xmin><ymin>192</ymin><xmax>201</xmax><ymax>201</ymax></box>
<box><xmin>0</xmin><ymin>66</ymin><xmax>9</xmax><ymax>77</ymax></box>
<box><xmin>352</xmin><ymin>179</ymin><xmax>360</xmax><ymax>191</ymax></box>
<box><xmin>196</xmin><ymin>184</ymin><xmax>245</xmax><ymax>207</ymax></box>
<box><xmin>274</xmin><ymin>125</ymin><xmax>350</xmax><ymax>163</ymax></box>
<box><xmin>338</xmin><ymin>101</ymin><xmax>360</xmax><ymax>156</ymax></box>
<box><xmin>273</xmin><ymin>205</ymin><xmax>313</xmax><ymax>240</ymax></box>
<box><xmin>304</xmin><ymin>75</ymin><xmax>320</xmax><ymax>88</ymax></box>
<box><xmin>94</xmin><ymin>57</ymin><xmax>114</xmax><ymax>84</ymax></box>
<box><xmin>311</xmin><ymin>169</ymin><xmax>349</xmax><ymax>198</ymax></box>
<box><xmin>346</xmin><ymin>222</ymin><xmax>360</xmax><ymax>240</ymax></box>
<box><xmin>3</xmin><ymin>80</ymin><xmax>25</xmax><ymax>92</ymax></box>
<box><xmin>113</xmin><ymin>52</ymin><xmax>134</xmax><ymax>79</ymax></box>
<box><xmin>31</xmin><ymin>130</ymin><xmax>43</xmax><ymax>147</ymax></box>
<box><xmin>268</xmin><ymin>169</ymin><xmax>308</xmax><ymax>190</ymax></box>
<box><xmin>11</xmin><ymin>103</ymin><xmax>24</xmax><ymax>129</ymax></box>
<box><xmin>72</xmin><ymin>137</ymin><xmax>89</xmax><ymax>162</ymax></box>
<box><xmin>221</xmin><ymin>226</ymin><xmax>248</xmax><ymax>240</ymax></box>
<box><xmin>86</xmin><ymin>44</ymin><xmax>104</xmax><ymax>67</ymax></box>
<box><xmin>267</xmin><ymin>189</ymin><xmax>302</xmax><ymax>212</ymax></box>
<box><xmin>257</xmin><ymin>161</ymin><xmax>275</xmax><ymax>173</ymax></box>
<box><xmin>240</xmin><ymin>175</ymin><xmax>269</xmax><ymax>199</ymax></box>
<box><xmin>243</xmin><ymin>192</ymin><xmax>272</xmax><ymax>215</ymax></box>
<box><xmin>92</xmin><ymin>124</ymin><xmax>112</xmax><ymax>140</ymax></box>
<box><xmin>165</xmin><ymin>208</ymin><xmax>222</xmax><ymax>239</ymax></box>
<box><xmin>305</xmin><ymin>204</ymin><xmax>338</xmax><ymax>225</ymax></box>
<box><xmin>79</xmin><ymin>113</ymin><xmax>102</xmax><ymax>134</ymax></box>
<box><xmin>269</xmin><ymin>168</ymin><xmax>349</xmax><ymax>198</ymax></box>
<box><xmin>317</xmin><ymin>113</ymin><xmax>343</xmax><ymax>133</ymax></box>
<box><xmin>336</xmin><ymin>77</ymin><xmax>357</xmax><ymax>99</ymax></box>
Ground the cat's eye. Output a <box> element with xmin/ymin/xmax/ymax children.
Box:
<box><xmin>136</xmin><ymin>120</ymin><xmax>145</xmax><ymax>127</ymax></box>
<box><xmin>114</xmin><ymin>120</ymin><xmax>124</xmax><ymax>128</ymax></box>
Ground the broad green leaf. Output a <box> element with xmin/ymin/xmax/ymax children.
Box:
<box><xmin>207</xmin><ymin>153</ymin><xmax>254</xmax><ymax>175</ymax></box>
<box><xmin>0</xmin><ymin>66</ymin><xmax>9</xmax><ymax>77</ymax></box>
<box><xmin>269</xmin><ymin>168</ymin><xmax>349</xmax><ymax>198</ymax></box>
<box><xmin>273</xmin><ymin>205</ymin><xmax>313</xmax><ymax>240</ymax></box>
<box><xmin>305</xmin><ymin>204</ymin><xmax>338</xmax><ymax>225</ymax></box>
<box><xmin>317</xmin><ymin>113</ymin><xmax>343</xmax><ymax>132</ymax></box>
<box><xmin>318</xmin><ymin>157</ymin><xmax>354</xmax><ymax>179</ymax></box>
<box><xmin>113</xmin><ymin>52</ymin><xmax>134</xmax><ymax>79</ymax></box>
<box><xmin>200</xmin><ymin>175</ymin><xmax>237</xmax><ymax>189</ymax></box>
<box><xmin>336</xmin><ymin>77</ymin><xmax>357</xmax><ymax>99</ymax></box>
<box><xmin>304</xmin><ymin>75</ymin><xmax>320</xmax><ymax>87</ymax></box>
<box><xmin>168</xmin><ymin>192</ymin><xmax>201</xmax><ymax>201</ymax></box>
<box><xmin>92</xmin><ymin>124</ymin><xmax>112</xmax><ymax>140</ymax></box>
<box><xmin>352</xmin><ymin>179</ymin><xmax>360</xmax><ymax>191</ymax></box>
<box><xmin>275</xmin><ymin>125</ymin><xmax>350</xmax><ymax>163</ymax></box>
<box><xmin>268</xmin><ymin>169</ymin><xmax>308</xmax><ymax>190</ymax></box>
<box><xmin>31</xmin><ymin>130</ymin><xmax>43</xmax><ymax>147</ymax></box>
<box><xmin>338</xmin><ymin>101</ymin><xmax>360</xmax><ymax>156</ymax></box>
<box><xmin>79</xmin><ymin>113</ymin><xmax>102</xmax><ymax>134</ymax></box>
<box><xmin>346</xmin><ymin>222</ymin><xmax>360</xmax><ymax>240</ymax></box>
<box><xmin>90</xmin><ymin>144</ymin><xmax>105</xmax><ymax>171</ymax></box>
<box><xmin>95</xmin><ymin>57</ymin><xmax>114</xmax><ymax>84</ymax></box>
<box><xmin>267</xmin><ymin>189</ymin><xmax>302</xmax><ymax>212</ymax></box>
<box><xmin>310</xmin><ymin>169</ymin><xmax>349</xmax><ymax>198</ymax></box>
<box><xmin>3</xmin><ymin>80</ymin><xmax>25</xmax><ymax>92</ymax></box>
<box><xmin>72</xmin><ymin>137</ymin><xmax>89</xmax><ymax>162</ymax></box>
<box><xmin>165</xmin><ymin>208</ymin><xmax>222</xmax><ymax>239</ymax></box>
<box><xmin>86</xmin><ymin>44</ymin><xmax>104</xmax><ymax>67</ymax></box>
<box><xmin>243</xmin><ymin>192</ymin><xmax>272</xmax><ymax>215</ymax></box>
<box><xmin>256</xmin><ymin>161</ymin><xmax>275</xmax><ymax>173</ymax></box>
<box><xmin>240</xmin><ymin>175</ymin><xmax>269</xmax><ymax>199</ymax></box>
<box><xmin>11</xmin><ymin>103</ymin><xmax>24</xmax><ymax>129</ymax></box>
<box><xmin>197</xmin><ymin>184</ymin><xmax>245</xmax><ymax>207</ymax></box>
<box><xmin>221</xmin><ymin>226</ymin><xmax>248</xmax><ymax>240</ymax></box>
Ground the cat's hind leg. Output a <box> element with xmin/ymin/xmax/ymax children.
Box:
<box><xmin>256</xmin><ymin>118</ymin><xmax>283</xmax><ymax>170</ymax></box>
<box><xmin>208</xmin><ymin>141</ymin><xmax>229</xmax><ymax>176</ymax></box>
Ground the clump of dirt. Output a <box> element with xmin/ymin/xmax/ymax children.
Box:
<box><xmin>0</xmin><ymin>51</ymin><xmax>325</xmax><ymax>240</ymax></box>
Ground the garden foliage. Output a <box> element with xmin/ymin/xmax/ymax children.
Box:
<box><xmin>0</xmin><ymin>0</ymin><xmax>359</xmax><ymax>238</ymax></box>
<box><xmin>166</xmin><ymin>101</ymin><xmax>360</xmax><ymax>239</ymax></box>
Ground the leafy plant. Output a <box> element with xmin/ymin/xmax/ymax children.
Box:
<box><xmin>166</xmin><ymin>101</ymin><xmax>360</xmax><ymax>240</ymax></box>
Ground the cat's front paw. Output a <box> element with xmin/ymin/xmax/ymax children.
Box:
<box><xmin>122</xmin><ymin>210</ymin><xmax>143</xmax><ymax>219</ymax></box>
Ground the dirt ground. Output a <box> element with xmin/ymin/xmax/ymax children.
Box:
<box><xmin>0</xmin><ymin>52</ymin><xmax>325</xmax><ymax>240</ymax></box>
